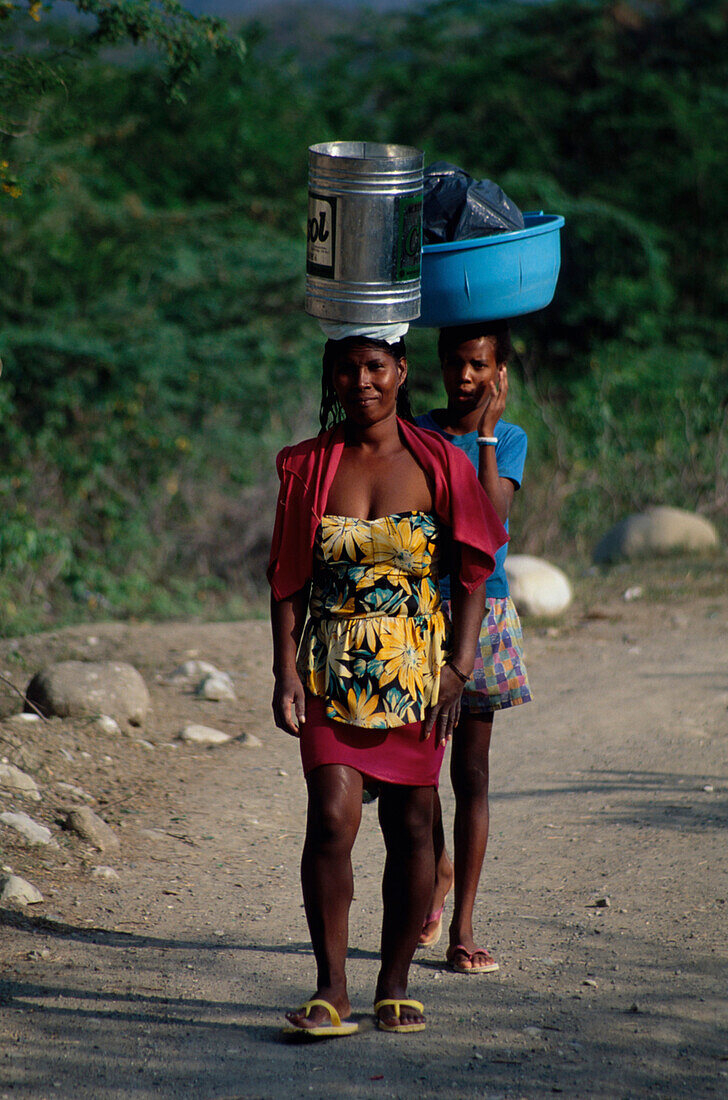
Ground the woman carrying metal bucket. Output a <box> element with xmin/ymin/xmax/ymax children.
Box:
<box><xmin>268</xmin><ymin>318</ymin><xmax>507</xmax><ymax>1036</ymax></box>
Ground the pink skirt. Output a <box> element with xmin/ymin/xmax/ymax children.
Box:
<box><xmin>300</xmin><ymin>694</ymin><xmax>445</xmax><ymax>788</ymax></box>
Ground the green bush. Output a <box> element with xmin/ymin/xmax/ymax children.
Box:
<box><xmin>1</xmin><ymin>1</ymin><xmax>727</xmax><ymax>635</ymax></box>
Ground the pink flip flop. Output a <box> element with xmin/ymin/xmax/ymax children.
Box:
<box><xmin>417</xmin><ymin>904</ymin><xmax>444</xmax><ymax>948</ymax></box>
<box><xmin>446</xmin><ymin>944</ymin><xmax>499</xmax><ymax>974</ymax></box>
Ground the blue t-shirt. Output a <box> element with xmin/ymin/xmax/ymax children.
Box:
<box><xmin>415</xmin><ymin>412</ymin><xmax>527</xmax><ymax>599</ymax></box>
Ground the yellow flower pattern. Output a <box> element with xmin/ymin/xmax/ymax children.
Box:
<box><xmin>297</xmin><ymin>512</ymin><xmax>449</xmax><ymax>728</ymax></box>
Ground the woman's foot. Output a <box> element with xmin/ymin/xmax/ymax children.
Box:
<box><xmin>418</xmin><ymin>851</ymin><xmax>454</xmax><ymax>947</ymax></box>
<box><xmin>374</xmin><ymin>997</ymin><xmax>426</xmax><ymax>1032</ymax></box>
<box><xmin>446</xmin><ymin>941</ymin><xmax>499</xmax><ymax>974</ymax></box>
<box><xmin>418</xmin><ymin>905</ymin><xmax>445</xmax><ymax>948</ymax></box>
<box><xmin>284</xmin><ymin>989</ymin><xmax>352</xmax><ymax>1031</ymax></box>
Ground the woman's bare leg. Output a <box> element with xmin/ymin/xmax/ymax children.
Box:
<box><xmin>419</xmin><ymin>791</ymin><xmax>453</xmax><ymax>944</ymax></box>
<box><xmin>286</xmin><ymin>764</ymin><xmax>363</xmax><ymax>1028</ymax></box>
<box><xmin>375</xmin><ymin>783</ymin><xmax>435</xmax><ymax>1027</ymax></box>
<box><xmin>448</xmin><ymin>712</ymin><xmax>495</xmax><ymax>969</ymax></box>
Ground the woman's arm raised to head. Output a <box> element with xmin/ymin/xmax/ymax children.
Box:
<box><xmin>477</xmin><ymin>364</ymin><xmax>514</xmax><ymax>524</ymax></box>
<box><xmin>271</xmin><ymin>584</ymin><xmax>310</xmax><ymax>737</ymax></box>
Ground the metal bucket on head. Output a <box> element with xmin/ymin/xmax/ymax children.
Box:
<box><xmin>306</xmin><ymin>141</ymin><xmax>424</xmax><ymax>324</ymax></box>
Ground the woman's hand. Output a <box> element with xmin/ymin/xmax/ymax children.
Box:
<box><xmin>272</xmin><ymin>670</ymin><xmax>306</xmax><ymax>737</ymax></box>
<box><xmin>270</xmin><ymin>587</ymin><xmax>309</xmax><ymax>737</ymax></box>
<box><xmin>423</xmin><ymin>664</ymin><xmax>466</xmax><ymax>746</ymax></box>
<box><xmin>477</xmin><ymin>364</ymin><xmax>508</xmax><ymax>437</ymax></box>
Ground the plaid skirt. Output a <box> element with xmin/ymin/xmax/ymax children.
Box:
<box><xmin>442</xmin><ymin>595</ymin><xmax>532</xmax><ymax>714</ymax></box>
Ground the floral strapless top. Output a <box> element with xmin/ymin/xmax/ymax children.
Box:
<box><xmin>297</xmin><ymin>511</ymin><xmax>449</xmax><ymax>728</ymax></box>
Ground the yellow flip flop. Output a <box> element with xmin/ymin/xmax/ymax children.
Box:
<box><xmin>374</xmin><ymin>998</ymin><xmax>426</xmax><ymax>1033</ymax></box>
<box><xmin>282</xmin><ymin>998</ymin><xmax>359</xmax><ymax>1039</ymax></box>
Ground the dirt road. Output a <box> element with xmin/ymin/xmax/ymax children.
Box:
<box><xmin>1</xmin><ymin>566</ymin><xmax>726</xmax><ymax>1099</ymax></box>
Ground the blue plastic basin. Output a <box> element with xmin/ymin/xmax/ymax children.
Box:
<box><xmin>413</xmin><ymin>213</ymin><xmax>565</xmax><ymax>328</ymax></box>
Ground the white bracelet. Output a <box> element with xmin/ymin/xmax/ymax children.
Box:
<box><xmin>477</xmin><ymin>436</ymin><xmax>498</xmax><ymax>445</ymax></box>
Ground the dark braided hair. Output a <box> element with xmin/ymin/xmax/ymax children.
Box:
<box><xmin>319</xmin><ymin>336</ymin><xmax>413</xmax><ymax>431</ymax></box>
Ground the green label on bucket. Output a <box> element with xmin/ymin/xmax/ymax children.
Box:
<box><xmin>394</xmin><ymin>194</ymin><xmax>422</xmax><ymax>282</ymax></box>
<box><xmin>307</xmin><ymin>192</ymin><xmax>337</xmax><ymax>279</ymax></box>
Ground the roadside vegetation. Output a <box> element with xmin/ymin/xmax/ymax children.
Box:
<box><xmin>1</xmin><ymin>0</ymin><xmax>726</xmax><ymax>635</ymax></box>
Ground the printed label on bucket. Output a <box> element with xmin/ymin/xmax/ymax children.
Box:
<box><xmin>393</xmin><ymin>194</ymin><xmax>422</xmax><ymax>282</ymax></box>
<box><xmin>307</xmin><ymin>192</ymin><xmax>337</xmax><ymax>279</ymax></box>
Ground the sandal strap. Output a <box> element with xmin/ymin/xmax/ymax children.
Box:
<box><xmin>469</xmin><ymin>947</ymin><xmax>495</xmax><ymax>962</ymax></box>
<box><xmin>298</xmin><ymin>998</ymin><xmax>342</xmax><ymax>1027</ymax></box>
<box><xmin>374</xmin><ymin>998</ymin><xmax>424</xmax><ymax>1016</ymax></box>
<box><xmin>447</xmin><ymin>944</ymin><xmax>495</xmax><ymax>963</ymax></box>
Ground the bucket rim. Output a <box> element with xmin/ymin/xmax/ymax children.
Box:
<box><xmin>422</xmin><ymin>213</ymin><xmax>565</xmax><ymax>254</ymax></box>
<box><xmin>309</xmin><ymin>140</ymin><xmax>424</xmax><ymax>163</ymax></box>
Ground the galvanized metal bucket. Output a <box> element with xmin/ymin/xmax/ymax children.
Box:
<box><xmin>306</xmin><ymin>141</ymin><xmax>424</xmax><ymax>324</ymax></box>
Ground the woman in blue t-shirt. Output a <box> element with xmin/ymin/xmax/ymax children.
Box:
<box><xmin>415</xmin><ymin>320</ymin><xmax>532</xmax><ymax>973</ymax></box>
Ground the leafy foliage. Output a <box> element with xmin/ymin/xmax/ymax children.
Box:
<box><xmin>0</xmin><ymin>0</ymin><xmax>726</xmax><ymax>635</ymax></box>
<box><xmin>0</xmin><ymin>0</ymin><xmax>244</xmax><ymax>189</ymax></box>
<box><xmin>321</xmin><ymin>0</ymin><xmax>728</xmax><ymax>360</ymax></box>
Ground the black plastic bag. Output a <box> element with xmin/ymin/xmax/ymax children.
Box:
<box><xmin>423</xmin><ymin>161</ymin><xmax>524</xmax><ymax>244</ymax></box>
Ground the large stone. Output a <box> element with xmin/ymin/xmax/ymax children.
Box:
<box><xmin>24</xmin><ymin>661</ymin><xmax>150</xmax><ymax>729</ymax></box>
<box><xmin>0</xmin><ymin>764</ymin><xmax>40</xmax><ymax>801</ymax></box>
<box><xmin>594</xmin><ymin>506</ymin><xmax>719</xmax><ymax>564</ymax></box>
<box><xmin>64</xmin><ymin>807</ymin><xmax>120</xmax><ymax>853</ymax></box>
<box><xmin>505</xmin><ymin>555</ymin><xmax>573</xmax><ymax>617</ymax></box>
<box><xmin>0</xmin><ymin>873</ymin><xmax>43</xmax><ymax>906</ymax></box>
<box><xmin>0</xmin><ymin>811</ymin><xmax>54</xmax><ymax>846</ymax></box>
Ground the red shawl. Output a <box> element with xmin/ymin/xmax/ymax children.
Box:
<box><xmin>267</xmin><ymin>418</ymin><xmax>508</xmax><ymax>601</ymax></box>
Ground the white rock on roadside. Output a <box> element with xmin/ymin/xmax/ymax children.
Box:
<box><xmin>593</xmin><ymin>505</ymin><xmax>719</xmax><ymax>564</ymax></box>
<box><xmin>622</xmin><ymin>585</ymin><xmax>643</xmax><ymax>602</ymax></box>
<box><xmin>179</xmin><ymin>724</ymin><xmax>232</xmax><ymax>745</ymax></box>
<box><xmin>505</xmin><ymin>555</ymin><xmax>573</xmax><ymax>617</ymax></box>
<box><xmin>0</xmin><ymin>873</ymin><xmax>43</xmax><ymax>906</ymax></box>
<box><xmin>164</xmin><ymin>659</ymin><xmax>222</xmax><ymax>685</ymax></box>
<box><xmin>240</xmin><ymin>731</ymin><xmax>262</xmax><ymax>748</ymax></box>
<box><xmin>195</xmin><ymin>673</ymin><xmax>236</xmax><ymax>702</ymax></box>
<box><xmin>24</xmin><ymin>660</ymin><xmax>150</xmax><ymax>729</ymax></box>
<box><xmin>0</xmin><ymin>811</ymin><xmax>54</xmax><ymax>846</ymax></box>
<box><xmin>56</xmin><ymin>781</ymin><xmax>94</xmax><ymax>803</ymax></box>
<box><xmin>90</xmin><ymin>865</ymin><xmax>120</xmax><ymax>882</ymax></box>
<box><xmin>0</xmin><ymin>764</ymin><xmax>41</xmax><ymax>801</ymax></box>
<box><xmin>96</xmin><ymin>714</ymin><xmax>121</xmax><ymax>735</ymax></box>
<box><xmin>64</xmin><ymin>807</ymin><xmax>120</xmax><ymax>853</ymax></box>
